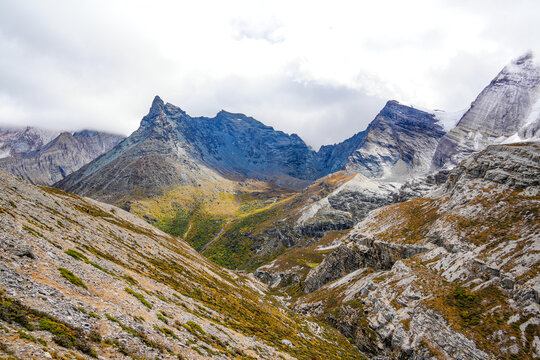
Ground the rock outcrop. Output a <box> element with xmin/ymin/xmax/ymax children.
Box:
<box><xmin>295</xmin><ymin>142</ymin><xmax>540</xmax><ymax>359</ymax></box>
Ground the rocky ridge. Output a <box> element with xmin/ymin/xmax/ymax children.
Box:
<box><xmin>0</xmin><ymin>126</ymin><xmax>59</xmax><ymax>159</ymax></box>
<box><xmin>294</xmin><ymin>142</ymin><xmax>540</xmax><ymax>359</ymax></box>
<box><xmin>56</xmin><ymin>96</ymin><xmax>454</xmax><ymax>205</ymax></box>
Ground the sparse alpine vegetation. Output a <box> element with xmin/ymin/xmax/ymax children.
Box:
<box><xmin>0</xmin><ymin>169</ymin><xmax>362</xmax><ymax>359</ymax></box>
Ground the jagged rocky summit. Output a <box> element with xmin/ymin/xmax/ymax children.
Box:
<box><xmin>343</xmin><ymin>100</ymin><xmax>446</xmax><ymax>179</ymax></box>
<box><xmin>433</xmin><ymin>52</ymin><xmax>540</xmax><ymax>169</ymax></box>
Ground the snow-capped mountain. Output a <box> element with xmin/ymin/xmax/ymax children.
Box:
<box><xmin>432</xmin><ymin>52</ymin><xmax>540</xmax><ymax>169</ymax></box>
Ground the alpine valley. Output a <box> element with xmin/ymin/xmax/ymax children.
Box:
<box><xmin>0</xmin><ymin>53</ymin><xmax>539</xmax><ymax>360</ymax></box>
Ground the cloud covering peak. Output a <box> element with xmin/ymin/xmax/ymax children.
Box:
<box><xmin>0</xmin><ymin>0</ymin><xmax>538</xmax><ymax>148</ymax></box>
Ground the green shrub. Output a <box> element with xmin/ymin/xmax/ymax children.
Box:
<box><xmin>39</xmin><ymin>318</ymin><xmax>96</xmax><ymax>356</ymax></box>
<box><xmin>0</xmin><ymin>296</ymin><xmax>34</xmax><ymax>330</ymax></box>
<box><xmin>0</xmin><ymin>292</ymin><xmax>97</xmax><ymax>356</ymax></box>
<box><xmin>446</xmin><ymin>287</ymin><xmax>483</xmax><ymax>327</ymax></box>
<box><xmin>18</xmin><ymin>330</ymin><xmax>46</xmax><ymax>346</ymax></box>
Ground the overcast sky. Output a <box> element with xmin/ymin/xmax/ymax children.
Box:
<box><xmin>0</xmin><ymin>0</ymin><xmax>538</xmax><ymax>149</ymax></box>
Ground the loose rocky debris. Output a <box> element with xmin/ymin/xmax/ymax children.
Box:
<box><xmin>0</xmin><ymin>169</ymin><xmax>362</xmax><ymax>360</ymax></box>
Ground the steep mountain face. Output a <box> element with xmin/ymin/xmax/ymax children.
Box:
<box><xmin>0</xmin><ymin>170</ymin><xmax>362</xmax><ymax>360</ymax></box>
<box><xmin>0</xmin><ymin>130</ymin><xmax>124</xmax><ymax>185</ymax></box>
<box><xmin>0</xmin><ymin>126</ymin><xmax>59</xmax><ymax>158</ymax></box>
<box><xmin>56</xmin><ymin>96</ymin><xmax>452</xmax><ymax>207</ymax></box>
<box><xmin>295</xmin><ymin>142</ymin><xmax>540</xmax><ymax>359</ymax></box>
<box><xmin>344</xmin><ymin>100</ymin><xmax>446</xmax><ymax>179</ymax></box>
<box><xmin>433</xmin><ymin>52</ymin><xmax>540</xmax><ymax>169</ymax></box>
<box><xmin>317</xmin><ymin>130</ymin><xmax>366</xmax><ymax>175</ymax></box>
<box><xmin>56</xmin><ymin>96</ymin><xmax>324</xmax><ymax>204</ymax></box>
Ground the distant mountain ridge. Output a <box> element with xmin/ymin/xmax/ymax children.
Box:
<box><xmin>55</xmin><ymin>96</ymin><xmax>445</xmax><ymax>204</ymax></box>
<box><xmin>0</xmin><ymin>129</ymin><xmax>124</xmax><ymax>185</ymax></box>
<box><xmin>0</xmin><ymin>125</ymin><xmax>60</xmax><ymax>158</ymax></box>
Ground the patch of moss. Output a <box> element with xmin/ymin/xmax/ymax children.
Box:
<box><xmin>0</xmin><ymin>293</ymin><xmax>97</xmax><ymax>356</ymax></box>
<box><xmin>154</xmin><ymin>325</ymin><xmax>177</xmax><ymax>339</ymax></box>
<box><xmin>23</xmin><ymin>225</ymin><xmax>43</xmax><ymax>238</ymax></box>
<box><xmin>185</xmin><ymin>321</ymin><xmax>205</xmax><ymax>336</ymax></box>
<box><xmin>18</xmin><ymin>329</ymin><xmax>46</xmax><ymax>346</ymax></box>
<box><xmin>58</xmin><ymin>268</ymin><xmax>87</xmax><ymax>289</ymax></box>
<box><xmin>64</xmin><ymin>249</ymin><xmax>88</xmax><ymax>262</ymax></box>
<box><xmin>157</xmin><ymin>312</ymin><xmax>168</xmax><ymax>324</ymax></box>
<box><xmin>124</xmin><ymin>287</ymin><xmax>152</xmax><ymax>309</ymax></box>
<box><xmin>122</xmin><ymin>274</ymin><xmax>139</xmax><ymax>286</ymax></box>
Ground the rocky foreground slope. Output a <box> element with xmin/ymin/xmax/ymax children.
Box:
<box><xmin>0</xmin><ymin>130</ymin><xmax>124</xmax><ymax>185</ymax></box>
<box><xmin>294</xmin><ymin>143</ymin><xmax>540</xmax><ymax>359</ymax></box>
<box><xmin>0</xmin><ymin>170</ymin><xmax>362</xmax><ymax>359</ymax></box>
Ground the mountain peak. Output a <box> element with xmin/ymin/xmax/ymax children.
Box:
<box><xmin>140</xmin><ymin>96</ymin><xmax>172</xmax><ymax>128</ymax></box>
<box><xmin>432</xmin><ymin>52</ymin><xmax>540</xmax><ymax>169</ymax></box>
<box><xmin>149</xmin><ymin>95</ymin><xmax>165</xmax><ymax>114</ymax></box>
<box><xmin>513</xmin><ymin>51</ymin><xmax>534</xmax><ymax>65</ymax></box>
<box><xmin>378</xmin><ymin>99</ymin><xmax>436</xmax><ymax>125</ymax></box>
<box><xmin>500</xmin><ymin>51</ymin><xmax>539</xmax><ymax>77</ymax></box>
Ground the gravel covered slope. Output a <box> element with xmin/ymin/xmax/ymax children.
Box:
<box><xmin>0</xmin><ymin>170</ymin><xmax>362</xmax><ymax>360</ymax></box>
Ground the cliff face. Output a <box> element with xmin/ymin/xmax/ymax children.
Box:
<box><xmin>432</xmin><ymin>52</ymin><xmax>540</xmax><ymax>169</ymax></box>
<box><xmin>294</xmin><ymin>142</ymin><xmax>540</xmax><ymax>359</ymax></box>
<box><xmin>0</xmin><ymin>130</ymin><xmax>124</xmax><ymax>185</ymax></box>
<box><xmin>0</xmin><ymin>169</ymin><xmax>362</xmax><ymax>360</ymax></box>
<box><xmin>345</xmin><ymin>100</ymin><xmax>446</xmax><ymax>179</ymax></box>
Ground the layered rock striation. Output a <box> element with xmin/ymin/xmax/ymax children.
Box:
<box><xmin>295</xmin><ymin>142</ymin><xmax>540</xmax><ymax>358</ymax></box>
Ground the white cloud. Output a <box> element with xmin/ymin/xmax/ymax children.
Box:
<box><xmin>0</xmin><ymin>0</ymin><xmax>538</xmax><ymax>148</ymax></box>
